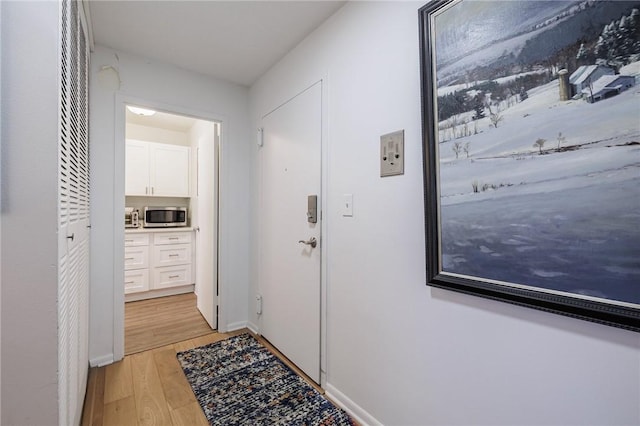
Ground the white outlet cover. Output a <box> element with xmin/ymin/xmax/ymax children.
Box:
<box><xmin>380</xmin><ymin>130</ymin><xmax>404</xmax><ymax>177</ymax></box>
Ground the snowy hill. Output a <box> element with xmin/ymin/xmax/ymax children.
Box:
<box><xmin>433</xmin><ymin>69</ymin><xmax>640</xmax><ymax>304</ymax></box>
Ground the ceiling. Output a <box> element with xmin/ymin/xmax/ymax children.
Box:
<box><xmin>88</xmin><ymin>0</ymin><xmax>346</xmax><ymax>87</ymax></box>
<box><xmin>126</xmin><ymin>107</ymin><xmax>200</xmax><ymax>132</ymax></box>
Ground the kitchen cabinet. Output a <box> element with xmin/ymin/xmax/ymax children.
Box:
<box><xmin>124</xmin><ymin>233</ymin><xmax>150</xmax><ymax>294</ymax></box>
<box><xmin>124</xmin><ymin>229</ymin><xmax>194</xmax><ymax>299</ymax></box>
<box><xmin>151</xmin><ymin>231</ymin><xmax>193</xmax><ymax>289</ymax></box>
<box><xmin>125</xmin><ymin>139</ymin><xmax>190</xmax><ymax>197</ymax></box>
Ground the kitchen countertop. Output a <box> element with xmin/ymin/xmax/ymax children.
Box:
<box><xmin>125</xmin><ymin>226</ymin><xmax>195</xmax><ymax>233</ymax></box>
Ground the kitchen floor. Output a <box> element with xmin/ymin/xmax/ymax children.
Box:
<box><xmin>125</xmin><ymin>293</ymin><xmax>213</xmax><ymax>355</ymax></box>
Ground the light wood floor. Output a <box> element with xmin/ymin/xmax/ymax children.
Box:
<box><xmin>125</xmin><ymin>293</ymin><xmax>213</xmax><ymax>355</ymax></box>
<box><xmin>81</xmin><ymin>329</ymin><xmax>325</xmax><ymax>426</ymax></box>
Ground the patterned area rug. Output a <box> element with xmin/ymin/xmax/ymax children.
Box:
<box><xmin>177</xmin><ymin>333</ymin><xmax>356</xmax><ymax>425</ymax></box>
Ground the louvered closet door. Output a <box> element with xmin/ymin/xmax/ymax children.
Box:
<box><xmin>58</xmin><ymin>0</ymin><xmax>90</xmax><ymax>425</ymax></box>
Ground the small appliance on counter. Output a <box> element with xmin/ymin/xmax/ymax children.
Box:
<box><xmin>125</xmin><ymin>207</ymin><xmax>140</xmax><ymax>228</ymax></box>
<box><xmin>143</xmin><ymin>206</ymin><xmax>188</xmax><ymax>228</ymax></box>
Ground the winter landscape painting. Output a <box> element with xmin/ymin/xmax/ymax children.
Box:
<box><xmin>420</xmin><ymin>0</ymin><xmax>640</xmax><ymax>330</ymax></box>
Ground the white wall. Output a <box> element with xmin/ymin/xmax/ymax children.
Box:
<box><xmin>0</xmin><ymin>2</ymin><xmax>60</xmax><ymax>423</ymax></box>
<box><xmin>249</xmin><ymin>2</ymin><xmax>640</xmax><ymax>425</ymax></box>
<box><xmin>90</xmin><ymin>45</ymin><xmax>250</xmax><ymax>364</ymax></box>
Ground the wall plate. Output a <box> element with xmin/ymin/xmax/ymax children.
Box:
<box><xmin>380</xmin><ymin>130</ymin><xmax>404</xmax><ymax>177</ymax></box>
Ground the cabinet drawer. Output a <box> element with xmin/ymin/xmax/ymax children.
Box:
<box><xmin>124</xmin><ymin>233</ymin><xmax>150</xmax><ymax>247</ymax></box>
<box><xmin>154</xmin><ymin>232</ymin><xmax>192</xmax><ymax>245</ymax></box>
<box><xmin>152</xmin><ymin>244</ymin><xmax>191</xmax><ymax>267</ymax></box>
<box><xmin>124</xmin><ymin>246</ymin><xmax>149</xmax><ymax>270</ymax></box>
<box><xmin>152</xmin><ymin>265</ymin><xmax>192</xmax><ymax>289</ymax></box>
<box><xmin>124</xmin><ymin>269</ymin><xmax>149</xmax><ymax>294</ymax></box>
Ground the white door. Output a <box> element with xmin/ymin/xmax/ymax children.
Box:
<box><xmin>260</xmin><ymin>82</ymin><xmax>322</xmax><ymax>383</ymax></box>
<box><xmin>195</xmin><ymin>122</ymin><xmax>219</xmax><ymax>329</ymax></box>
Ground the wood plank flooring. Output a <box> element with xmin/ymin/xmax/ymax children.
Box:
<box><xmin>125</xmin><ymin>293</ymin><xmax>213</xmax><ymax>355</ymax></box>
<box><xmin>81</xmin><ymin>329</ymin><xmax>326</xmax><ymax>426</ymax></box>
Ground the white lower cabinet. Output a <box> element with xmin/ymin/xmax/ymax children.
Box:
<box><xmin>124</xmin><ymin>234</ymin><xmax>150</xmax><ymax>294</ymax></box>
<box><xmin>124</xmin><ymin>230</ymin><xmax>194</xmax><ymax>298</ymax></box>
<box><xmin>124</xmin><ymin>269</ymin><xmax>150</xmax><ymax>294</ymax></box>
<box><xmin>153</xmin><ymin>264</ymin><xmax>192</xmax><ymax>289</ymax></box>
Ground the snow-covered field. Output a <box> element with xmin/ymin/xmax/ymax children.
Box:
<box><xmin>435</xmin><ymin>74</ymin><xmax>640</xmax><ymax>305</ymax></box>
<box><xmin>437</xmin><ymin>70</ymin><xmax>548</xmax><ymax>97</ymax></box>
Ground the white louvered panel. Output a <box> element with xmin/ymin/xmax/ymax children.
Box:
<box><xmin>58</xmin><ymin>252</ymin><xmax>70</xmax><ymax>426</ymax></box>
<box><xmin>58</xmin><ymin>0</ymin><xmax>90</xmax><ymax>425</ymax></box>
<box><xmin>76</xmin><ymin>7</ymin><xmax>90</xmax><ymax>412</ymax></box>
<box><xmin>59</xmin><ymin>0</ymin><xmax>70</xmax><ymax>229</ymax></box>
<box><xmin>58</xmin><ymin>1</ymin><xmax>72</xmax><ymax>424</ymax></box>
<box><xmin>67</xmin><ymin>241</ymin><xmax>81</xmax><ymax>425</ymax></box>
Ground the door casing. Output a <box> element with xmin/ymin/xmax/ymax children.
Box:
<box><xmin>257</xmin><ymin>77</ymin><xmax>329</xmax><ymax>386</ymax></box>
<box><xmin>113</xmin><ymin>94</ymin><xmax>227</xmax><ymax>361</ymax></box>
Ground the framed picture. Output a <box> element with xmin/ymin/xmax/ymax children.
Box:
<box><xmin>419</xmin><ymin>0</ymin><xmax>640</xmax><ymax>331</ymax></box>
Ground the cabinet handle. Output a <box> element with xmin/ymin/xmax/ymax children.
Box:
<box><xmin>125</xmin><ymin>239</ymin><xmax>134</xmax><ymax>243</ymax></box>
<box><xmin>125</xmin><ymin>257</ymin><xmax>135</xmax><ymax>260</ymax></box>
<box><xmin>145</xmin><ymin>187</ymin><xmax>148</xmax><ymax>195</ymax></box>
<box><xmin>169</xmin><ymin>254</ymin><xmax>179</xmax><ymax>257</ymax></box>
<box><xmin>151</xmin><ymin>187</ymin><xmax>154</xmax><ymax>195</ymax></box>
<box><xmin>168</xmin><ymin>237</ymin><xmax>179</xmax><ymax>240</ymax></box>
<box><xmin>169</xmin><ymin>275</ymin><xmax>179</xmax><ymax>279</ymax></box>
<box><xmin>125</xmin><ymin>281</ymin><xmax>134</xmax><ymax>284</ymax></box>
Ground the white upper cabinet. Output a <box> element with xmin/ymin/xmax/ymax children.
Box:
<box><xmin>125</xmin><ymin>139</ymin><xmax>190</xmax><ymax>197</ymax></box>
<box><xmin>150</xmin><ymin>143</ymin><xmax>191</xmax><ymax>197</ymax></box>
<box><xmin>125</xmin><ymin>140</ymin><xmax>151</xmax><ymax>196</ymax></box>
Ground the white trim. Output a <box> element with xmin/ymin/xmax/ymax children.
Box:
<box><xmin>246</xmin><ymin>321</ymin><xmax>260</xmax><ymax>334</ymax></box>
<box><xmin>113</xmin><ymin>94</ymin><xmax>126</xmax><ymax>362</ymax></box>
<box><xmin>319</xmin><ymin>73</ymin><xmax>329</xmax><ymax>388</ymax></box>
<box><xmin>0</xmin><ymin>1</ymin><xmax>3</xmax><ymax>419</ymax></box>
<box><xmin>79</xmin><ymin>0</ymin><xmax>94</xmax><ymax>51</ymax></box>
<box><xmin>113</xmin><ymin>93</ymin><xmax>228</xmax><ymax>362</ymax></box>
<box><xmin>124</xmin><ymin>284</ymin><xmax>194</xmax><ymax>303</ymax></box>
<box><xmin>226</xmin><ymin>321</ymin><xmax>249</xmax><ymax>332</ymax></box>
<box><xmin>325</xmin><ymin>383</ymin><xmax>382</xmax><ymax>426</ymax></box>
<box><xmin>89</xmin><ymin>354</ymin><xmax>114</xmax><ymax>368</ymax></box>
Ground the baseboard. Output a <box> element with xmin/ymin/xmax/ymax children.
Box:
<box><xmin>325</xmin><ymin>383</ymin><xmax>382</xmax><ymax>426</ymax></box>
<box><xmin>124</xmin><ymin>284</ymin><xmax>194</xmax><ymax>302</ymax></box>
<box><xmin>89</xmin><ymin>354</ymin><xmax>114</xmax><ymax>367</ymax></box>
<box><xmin>246</xmin><ymin>321</ymin><xmax>259</xmax><ymax>334</ymax></box>
<box><xmin>225</xmin><ymin>321</ymin><xmax>248</xmax><ymax>332</ymax></box>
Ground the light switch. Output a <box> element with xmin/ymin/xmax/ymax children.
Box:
<box><xmin>342</xmin><ymin>194</ymin><xmax>353</xmax><ymax>217</ymax></box>
<box><xmin>380</xmin><ymin>130</ymin><xmax>404</xmax><ymax>177</ymax></box>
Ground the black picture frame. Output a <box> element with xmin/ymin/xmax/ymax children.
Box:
<box><xmin>419</xmin><ymin>0</ymin><xmax>640</xmax><ymax>332</ymax></box>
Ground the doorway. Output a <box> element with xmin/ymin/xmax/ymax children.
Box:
<box><xmin>258</xmin><ymin>81</ymin><xmax>323</xmax><ymax>383</ymax></box>
<box><xmin>123</xmin><ymin>105</ymin><xmax>220</xmax><ymax>354</ymax></box>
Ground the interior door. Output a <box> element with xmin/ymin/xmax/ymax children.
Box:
<box><xmin>260</xmin><ymin>82</ymin><xmax>322</xmax><ymax>383</ymax></box>
<box><xmin>195</xmin><ymin>122</ymin><xmax>219</xmax><ymax>329</ymax></box>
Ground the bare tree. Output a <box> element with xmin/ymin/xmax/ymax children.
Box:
<box><xmin>452</xmin><ymin>142</ymin><xmax>462</xmax><ymax>159</ymax></box>
<box><xmin>463</xmin><ymin>142</ymin><xmax>471</xmax><ymax>158</ymax></box>
<box><xmin>557</xmin><ymin>132</ymin><xmax>566</xmax><ymax>150</ymax></box>
<box><xmin>533</xmin><ymin>138</ymin><xmax>546</xmax><ymax>154</ymax></box>
<box><xmin>489</xmin><ymin>112</ymin><xmax>503</xmax><ymax>128</ymax></box>
<box><xmin>488</xmin><ymin>104</ymin><xmax>504</xmax><ymax>128</ymax></box>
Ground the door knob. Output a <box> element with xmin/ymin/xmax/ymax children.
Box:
<box><xmin>298</xmin><ymin>237</ymin><xmax>317</xmax><ymax>248</ymax></box>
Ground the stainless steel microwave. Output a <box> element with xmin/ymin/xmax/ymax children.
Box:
<box><xmin>143</xmin><ymin>206</ymin><xmax>187</xmax><ymax>228</ymax></box>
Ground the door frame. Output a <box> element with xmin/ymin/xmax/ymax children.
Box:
<box><xmin>257</xmin><ymin>76</ymin><xmax>330</xmax><ymax>386</ymax></box>
<box><xmin>113</xmin><ymin>94</ymin><xmax>227</xmax><ymax>361</ymax></box>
